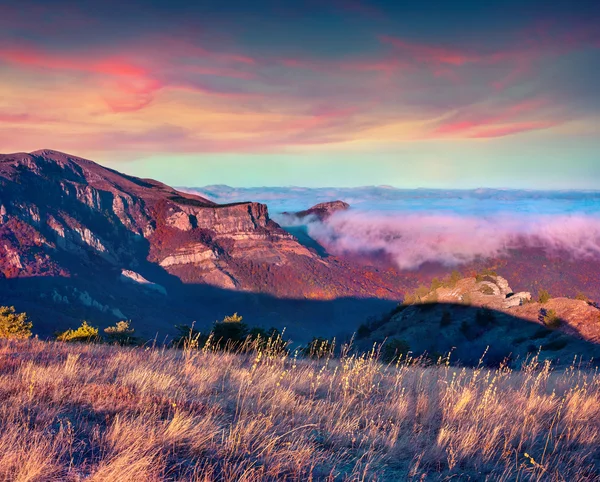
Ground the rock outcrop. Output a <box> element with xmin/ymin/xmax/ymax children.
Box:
<box><xmin>293</xmin><ymin>200</ymin><xmax>350</xmax><ymax>220</ymax></box>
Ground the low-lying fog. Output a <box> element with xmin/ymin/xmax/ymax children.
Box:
<box><xmin>183</xmin><ymin>186</ymin><xmax>600</xmax><ymax>269</ymax></box>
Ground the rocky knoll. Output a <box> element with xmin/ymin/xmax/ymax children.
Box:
<box><xmin>358</xmin><ymin>274</ymin><xmax>600</xmax><ymax>366</ymax></box>
<box><xmin>292</xmin><ymin>200</ymin><xmax>350</xmax><ymax>221</ymax></box>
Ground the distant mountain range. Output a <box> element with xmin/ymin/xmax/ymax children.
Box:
<box><xmin>182</xmin><ymin>185</ymin><xmax>600</xmax><ymax>213</ymax></box>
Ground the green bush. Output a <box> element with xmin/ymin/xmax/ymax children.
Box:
<box><xmin>475</xmin><ymin>268</ymin><xmax>498</xmax><ymax>283</ymax></box>
<box><xmin>104</xmin><ymin>320</ymin><xmax>138</xmax><ymax>346</ymax></box>
<box><xmin>56</xmin><ymin>321</ymin><xmax>99</xmax><ymax>343</ymax></box>
<box><xmin>448</xmin><ymin>270</ymin><xmax>462</xmax><ymax>288</ymax></box>
<box><xmin>440</xmin><ymin>311</ymin><xmax>452</xmax><ymax>327</ymax></box>
<box><xmin>430</xmin><ymin>277</ymin><xmax>444</xmax><ymax>291</ymax></box>
<box><xmin>538</xmin><ymin>289</ymin><xmax>552</xmax><ymax>304</ymax></box>
<box><xmin>542</xmin><ymin>309</ymin><xmax>562</xmax><ymax>329</ymax></box>
<box><xmin>0</xmin><ymin>306</ymin><xmax>32</xmax><ymax>339</ymax></box>
<box><xmin>212</xmin><ymin>313</ymin><xmax>249</xmax><ymax>349</ymax></box>
<box><xmin>356</xmin><ymin>323</ymin><xmax>371</xmax><ymax>339</ymax></box>
<box><xmin>542</xmin><ymin>339</ymin><xmax>568</xmax><ymax>351</ymax></box>
<box><xmin>381</xmin><ymin>338</ymin><xmax>410</xmax><ymax>363</ymax></box>
<box><xmin>479</xmin><ymin>284</ymin><xmax>495</xmax><ymax>295</ymax></box>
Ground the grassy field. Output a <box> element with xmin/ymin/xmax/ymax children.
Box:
<box><xmin>0</xmin><ymin>339</ymin><xmax>599</xmax><ymax>481</ymax></box>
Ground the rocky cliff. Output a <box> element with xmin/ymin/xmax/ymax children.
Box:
<box><xmin>0</xmin><ymin>150</ymin><xmax>406</xmax><ymax>337</ymax></box>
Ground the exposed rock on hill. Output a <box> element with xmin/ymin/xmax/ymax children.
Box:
<box><xmin>358</xmin><ymin>274</ymin><xmax>600</xmax><ymax>366</ymax></box>
<box><xmin>293</xmin><ymin>200</ymin><xmax>350</xmax><ymax>220</ymax></box>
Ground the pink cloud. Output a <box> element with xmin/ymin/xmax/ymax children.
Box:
<box><xmin>380</xmin><ymin>36</ymin><xmax>478</xmax><ymax>66</ymax></box>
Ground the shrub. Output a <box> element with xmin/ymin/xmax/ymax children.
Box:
<box><xmin>0</xmin><ymin>306</ymin><xmax>32</xmax><ymax>339</ymax></box>
<box><xmin>531</xmin><ymin>327</ymin><xmax>551</xmax><ymax>340</ymax></box>
<box><xmin>104</xmin><ymin>320</ymin><xmax>137</xmax><ymax>346</ymax></box>
<box><xmin>440</xmin><ymin>311</ymin><xmax>452</xmax><ymax>327</ymax></box>
<box><xmin>212</xmin><ymin>313</ymin><xmax>249</xmax><ymax>349</ymax></box>
<box><xmin>430</xmin><ymin>277</ymin><xmax>444</xmax><ymax>291</ymax></box>
<box><xmin>356</xmin><ymin>323</ymin><xmax>371</xmax><ymax>339</ymax></box>
<box><xmin>172</xmin><ymin>324</ymin><xmax>207</xmax><ymax>350</ymax></box>
<box><xmin>543</xmin><ymin>339</ymin><xmax>568</xmax><ymax>351</ymax></box>
<box><xmin>56</xmin><ymin>321</ymin><xmax>99</xmax><ymax>343</ymax></box>
<box><xmin>448</xmin><ymin>270</ymin><xmax>462</xmax><ymax>287</ymax></box>
<box><xmin>475</xmin><ymin>268</ymin><xmax>498</xmax><ymax>283</ymax></box>
<box><xmin>542</xmin><ymin>309</ymin><xmax>562</xmax><ymax>329</ymax></box>
<box><xmin>381</xmin><ymin>338</ymin><xmax>410</xmax><ymax>363</ymax></box>
<box><xmin>575</xmin><ymin>292</ymin><xmax>589</xmax><ymax>302</ymax></box>
<box><xmin>479</xmin><ymin>284</ymin><xmax>495</xmax><ymax>295</ymax></box>
<box><xmin>538</xmin><ymin>289</ymin><xmax>552</xmax><ymax>304</ymax></box>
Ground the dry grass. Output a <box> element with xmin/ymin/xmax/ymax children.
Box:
<box><xmin>0</xmin><ymin>339</ymin><xmax>599</xmax><ymax>481</ymax></box>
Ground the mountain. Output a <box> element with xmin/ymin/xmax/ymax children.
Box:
<box><xmin>0</xmin><ymin>150</ymin><xmax>405</xmax><ymax>339</ymax></box>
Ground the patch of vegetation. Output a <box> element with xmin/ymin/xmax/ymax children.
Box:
<box><xmin>104</xmin><ymin>321</ymin><xmax>138</xmax><ymax>346</ymax></box>
<box><xmin>0</xmin><ymin>339</ymin><xmax>598</xmax><ymax>479</ymax></box>
<box><xmin>381</xmin><ymin>338</ymin><xmax>411</xmax><ymax>363</ymax></box>
<box><xmin>538</xmin><ymin>289</ymin><xmax>552</xmax><ymax>304</ymax></box>
<box><xmin>542</xmin><ymin>339</ymin><xmax>569</xmax><ymax>351</ymax></box>
<box><xmin>56</xmin><ymin>321</ymin><xmax>100</xmax><ymax>343</ymax></box>
<box><xmin>303</xmin><ymin>337</ymin><xmax>335</xmax><ymax>359</ymax></box>
<box><xmin>440</xmin><ymin>311</ymin><xmax>452</xmax><ymax>327</ymax></box>
<box><xmin>478</xmin><ymin>284</ymin><xmax>495</xmax><ymax>295</ymax></box>
<box><xmin>575</xmin><ymin>292</ymin><xmax>589</xmax><ymax>302</ymax></box>
<box><xmin>356</xmin><ymin>323</ymin><xmax>372</xmax><ymax>339</ymax></box>
<box><xmin>531</xmin><ymin>327</ymin><xmax>552</xmax><ymax>340</ymax></box>
<box><xmin>0</xmin><ymin>306</ymin><xmax>32</xmax><ymax>339</ymax></box>
<box><xmin>475</xmin><ymin>268</ymin><xmax>498</xmax><ymax>283</ymax></box>
<box><xmin>542</xmin><ymin>309</ymin><xmax>562</xmax><ymax>329</ymax></box>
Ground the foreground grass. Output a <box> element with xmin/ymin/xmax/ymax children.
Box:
<box><xmin>0</xmin><ymin>340</ymin><xmax>599</xmax><ymax>481</ymax></box>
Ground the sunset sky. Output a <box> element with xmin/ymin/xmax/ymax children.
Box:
<box><xmin>1</xmin><ymin>0</ymin><xmax>599</xmax><ymax>188</ymax></box>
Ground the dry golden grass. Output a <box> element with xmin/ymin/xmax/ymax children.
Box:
<box><xmin>0</xmin><ymin>339</ymin><xmax>599</xmax><ymax>481</ymax></box>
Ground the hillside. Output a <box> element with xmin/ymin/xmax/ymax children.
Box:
<box><xmin>357</xmin><ymin>274</ymin><xmax>600</xmax><ymax>366</ymax></box>
<box><xmin>0</xmin><ymin>338</ymin><xmax>598</xmax><ymax>481</ymax></box>
<box><xmin>0</xmin><ymin>150</ymin><xmax>407</xmax><ymax>338</ymax></box>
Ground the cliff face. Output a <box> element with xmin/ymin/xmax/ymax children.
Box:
<box><xmin>0</xmin><ymin>150</ymin><xmax>322</xmax><ymax>292</ymax></box>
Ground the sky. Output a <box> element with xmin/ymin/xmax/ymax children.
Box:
<box><xmin>0</xmin><ymin>0</ymin><xmax>599</xmax><ymax>188</ymax></box>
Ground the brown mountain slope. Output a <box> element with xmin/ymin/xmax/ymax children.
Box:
<box><xmin>357</xmin><ymin>274</ymin><xmax>600</xmax><ymax>366</ymax></box>
<box><xmin>0</xmin><ymin>150</ymin><xmax>405</xmax><ymax>338</ymax></box>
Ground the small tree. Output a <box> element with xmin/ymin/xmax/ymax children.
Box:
<box><xmin>104</xmin><ymin>320</ymin><xmax>137</xmax><ymax>346</ymax></box>
<box><xmin>542</xmin><ymin>309</ymin><xmax>562</xmax><ymax>329</ymax></box>
<box><xmin>538</xmin><ymin>289</ymin><xmax>551</xmax><ymax>304</ymax></box>
<box><xmin>0</xmin><ymin>306</ymin><xmax>32</xmax><ymax>339</ymax></box>
<box><xmin>440</xmin><ymin>311</ymin><xmax>452</xmax><ymax>327</ymax></box>
<box><xmin>381</xmin><ymin>338</ymin><xmax>410</xmax><ymax>363</ymax></box>
<box><xmin>56</xmin><ymin>321</ymin><xmax>99</xmax><ymax>343</ymax></box>
<box><xmin>212</xmin><ymin>313</ymin><xmax>248</xmax><ymax>349</ymax></box>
